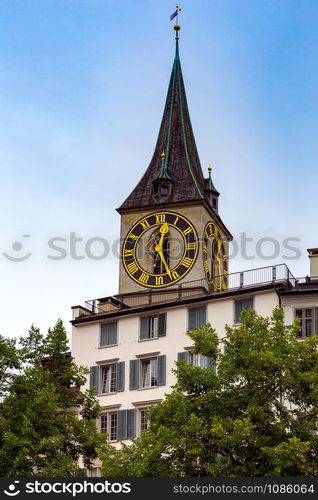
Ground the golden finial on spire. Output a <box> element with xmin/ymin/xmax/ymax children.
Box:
<box><xmin>161</xmin><ymin>151</ymin><xmax>166</xmax><ymax>161</ymax></box>
<box><xmin>208</xmin><ymin>165</ymin><xmax>213</xmax><ymax>173</ymax></box>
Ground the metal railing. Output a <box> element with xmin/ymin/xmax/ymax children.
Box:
<box><xmin>296</xmin><ymin>275</ymin><xmax>318</xmax><ymax>285</ymax></box>
<box><xmin>76</xmin><ymin>264</ymin><xmax>296</xmax><ymax>318</ymax></box>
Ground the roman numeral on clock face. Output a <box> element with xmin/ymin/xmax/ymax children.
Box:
<box><xmin>187</xmin><ymin>243</ymin><xmax>196</xmax><ymax>252</ymax></box>
<box><xmin>124</xmin><ymin>249</ymin><xmax>133</xmax><ymax>257</ymax></box>
<box><xmin>155</xmin><ymin>276</ymin><xmax>164</xmax><ymax>286</ymax></box>
<box><xmin>140</xmin><ymin>219</ymin><xmax>150</xmax><ymax>230</ymax></box>
<box><xmin>155</xmin><ymin>214</ymin><xmax>166</xmax><ymax>224</ymax></box>
<box><xmin>181</xmin><ymin>257</ymin><xmax>192</xmax><ymax>268</ymax></box>
<box><xmin>127</xmin><ymin>261</ymin><xmax>138</xmax><ymax>275</ymax></box>
<box><xmin>183</xmin><ymin>227</ymin><xmax>192</xmax><ymax>236</ymax></box>
<box><xmin>139</xmin><ymin>272</ymin><xmax>149</xmax><ymax>284</ymax></box>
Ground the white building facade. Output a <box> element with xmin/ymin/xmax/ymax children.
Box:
<box><xmin>71</xmin><ymin>24</ymin><xmax>318</xmax><ymax>475</ymax></box>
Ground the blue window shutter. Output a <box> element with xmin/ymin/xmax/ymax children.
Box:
<box><xmin>89</xmin><ymin>366</ymin><xmax>99</xmax><ymax>395</ymax></box>
<box><xmin>158</xmin><ymin>313</ymin><xmax>167</xmax><ymax>337</ymax></box>
<box><xmin>100</xmin><ymin>322</ymin><xmax>117</xmax><ymax>346</ymax></box>
<box><xmin>116</xmin><ymin>362</ymin><xmax>125</xmax><ymax>392</ymax></box>
<box><xmin>177</xmin><ymin>352</ymin><xmax>188</xmax><ymax>362</ymax></box>
<box><xmin>140</xmin><ymin>317</ymin><xmax>149</xmax><ymax>340</ymax></box>
<box><xmin>157</xmin><ymin>355</ymin><xmax>166</xmax><ymax>386</ymax></box>
<box><xmin>127</xmin><ymin>409</ymin><xmax>136</xmax><ymax>439</ymax></box>
<box><xmin>117</xmin><ymin>410</ymin><xmax>127</xmax><ymax>440</ymax></box>
<box><xmin>129</xmin><ymin>359</ymin><xmax>139</xmax><ymax>390</ymax></box>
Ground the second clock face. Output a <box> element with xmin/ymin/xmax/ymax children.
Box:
<box><xmin>203</xmin><ymin>221</ymin><xmax>228</xmax><ymax>291</ymax></box>
<box><xmin>122</xmin><ymin>211</ymin><xmax>198</xmax><ymax>288</ymax></box>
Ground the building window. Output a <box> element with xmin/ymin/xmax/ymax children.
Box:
<box><xmin>129</xmin><ymin>355</ymin><xmax>166</xmax><ymax>390</ymax></box>
<box><xmin>159</xmin><ymin>185</ymin><xmax>169</xmax><ymax>196</ymax></box>
<box><xmin>234</xmin><ymin>298</ymin><xmax>254</xmax><ymax>324</ymax></box>
<box><xmin>139</xmin><ymin>408</ymin><xmax>149</xmax><ymax>434</ymax></box>
<box><xmin>189</xmin><ymin>352</ymin><xmax>211</xmax><ymax>369</ymax></box>
<box><xmin>178</xmin><ymin>351</ymin><xmax>215</xmax><ymax>370</ymax></box>
<box><xmin>101</xmin><ymin>409</ymin><xmax>136</xmax><ymax>441</ymax></box>
<box><xmin>101</xmin><ymin>364</ymin><xmax>117</xmax><ymax>394</ymax></box>
<box><xmin>141</xmin><ymin>358</ymin><xmax>158</xmax><ymax>388</ymax></box>
<box><xmin>140</xmin><ymin>313</ymin><xmax>167</xmax><ymax>340</ymax></box>
<box><xmin>100</xmin><ymin>412</ymin><xmax>118</xmax><ymax>441</ymax></box>
<box><xmin>188</xmin><ymin>306</ymin><xmax>207</xmax><ymax>330</ymax></box>
<box><xmin>90</xmin><ymin>362</ymin><xmax>125</xmax><ymax>395</ymax></box>
<box><xmin>100</xmin><ymin>322</ymin><xmax>117</xmax><ymax>347</ymax></box>
<box><xmin>295</xmin><ymin>308</ymin><xmax>316</xmax><ymax>338</ymax></box>
<box><xmin>87</xmin><ymin>467</ymin><xmax>100</xmax><ymax>478</ymax></box>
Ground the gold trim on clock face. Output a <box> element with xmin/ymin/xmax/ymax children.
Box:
<box><xmin>122</xmin><ymin>211</ymin><xmax>198</xmax><ymax>288</ymax></box>
<box><xmin>203</xmin><ymin>221</ymin><xmax>228</xmax><ymax>291</ymax></box>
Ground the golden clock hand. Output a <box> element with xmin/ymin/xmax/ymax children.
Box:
<box><xmin>155</xmin><ymin>223</ymin><xmax>169</xmax><ymax>252</ymax></box>
<box><xmin>157</xmin><ymin>249</ymin><xmax>172</xmax><ymax>278</ymax></box>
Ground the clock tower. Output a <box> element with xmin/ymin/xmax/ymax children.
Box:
<box><xmin>117</xmin><ymin>24</ymin><xmax>232</xmax><ymax>295</ymax></box>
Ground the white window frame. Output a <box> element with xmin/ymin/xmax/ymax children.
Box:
<box><xmin>148</xmin><ymin>316</ymin><xmax>159</xmax><ymax>339</ymax></box>
<box><xmin>295</xmin><ymin>307</ymin><xmax>315</xmax><ymax>338</ymax></box>
<box><xmin>100</xmin><ymin>412</ymin><xmax>118</xmax><ymax>441</ymax></box>
<box><xmin>189</xmin><ymin>352</ymin><xmax>210</xmax><ymax>369</ymax></box>
<box><xmin>100</xmin><ymin>363</ymin><xmax>117</xmax><ymax>394</ymax></box>
<box><xmin>137</xmin><ymin>407</ymin><xmax>149</xmax><ymax>436</ymax></box>
<box><xmin>140</xmin><ymin>358</ymin><xmax>158</xmax><ymax>388</ymax></box>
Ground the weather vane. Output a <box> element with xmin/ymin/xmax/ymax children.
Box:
<box><xmin>170</xmin><ymin>4</ymin><xmax>182</xmax><ymax>23</ymax></box>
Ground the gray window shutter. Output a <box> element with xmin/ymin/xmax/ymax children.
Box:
<box><xmin>235</xmin><ymin>298</ymin><xmax>254</xmax><ymax>323</ymax></box>
<box><xmin>188</xmin><ymin>308</ymin><xmax>197</xmax><ymax>331</ymax></box>
<box><xmin>116</xmin><ymin>361</ymin><xmax>125</xmax><ymax>392</ymax></box>
<box><xmin>129</xmin><ymin>359</ymin><xmax>139</xmax><ymax>390</ymax></box>
<box><xmin>117</xmin><ymin>410</ymin><xmax>127</xmax><ymax>440</ymax></box>
<box><xmin>127</xmin><ymin>409</ymin><xmax>136</xmax><ymax>439</ymax></box>
<box><xmin>157</xmin><ymin>355</ymin><xmax>166</xmax><ymax>386</ymax></box>
<box><xmin>198</xmin><ymin>306</ymin><xmax>207</xmax><ymax>327</ymax></box>
<box><xmin>177</xmin><ymin>352</ymin><xmax>188</xmax><ymax>362</ymax></box>
<box><xmin>140</xmin><ymin>317</ymin><xmax>149</xmax><ymax>340</ymax></box>
<box><xmin>89</xmin><ymin>366</ymin><xmax>99</xmax><ymax>395</ymax></box>
<box><xmin>188</xmin><ymin>306</ymin><xmax>206</xmax><ymax>330</ymax></box>
<box><xmin>100</xmin><ymin>322</ymin><xmax>117</xmax><ymax>346</ymax></box>
<box><xmin>158</xmin><ymin>313</ymin><xmax>167</xmax><ymax>337</ymax></box>
<box><xmin>315</xmin><ymin>308</ymin><xmax>318</xmax><ymax>336</ymax></box>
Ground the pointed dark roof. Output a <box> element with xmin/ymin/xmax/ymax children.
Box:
<box><xmin>118</xmin><ymin>34</ymin><xmax>208</xmax><ymax>209</ymax></box>
<box><xmin>118</xmin><ymin>31</ymin><xmax>232</xmax><ymax>239</ymax></box>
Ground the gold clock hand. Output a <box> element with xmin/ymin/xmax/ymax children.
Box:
<box><xmin>157</xmin><ymin>249</ymin><xmax>172</xmax><ymax>278</ymax></box>
<box><xmin>155</xmin><ymin>222</ymin><xmax>169</xmax><ymax>252</ymax></box>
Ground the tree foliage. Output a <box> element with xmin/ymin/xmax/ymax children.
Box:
<box><xmin>99</xmin><ymin>308</ymin><xmax>318</xmax><ymax>477</ymax></box>
<box><xmin>0</xmin><ymin>320</ymin><xmax>103</xmax><ymax>477</ymax></box>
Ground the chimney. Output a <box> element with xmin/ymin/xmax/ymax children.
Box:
<box><xmin>307</xmin><ymin>248</ymin><xmax>318</xmax><ymax>278</ymax></box>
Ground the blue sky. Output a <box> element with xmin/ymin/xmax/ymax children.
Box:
<box><xmin>0</xmin><ymin>0</ymin><xmax>317</xmax><ymax>339</ymax></box>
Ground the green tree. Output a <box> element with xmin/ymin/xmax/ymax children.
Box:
<box><xmin>0</xmin><ymin>320</ymin><xmax>103</xmax><ymax>477</ymax></box>
<box><xmin>99</xmin><ymin>308</ymin><xmax>318</xmax><ymax>477</ymax></box>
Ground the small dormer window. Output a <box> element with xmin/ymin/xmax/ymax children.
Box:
<box><xmin>212</xmin><ymin>198</ymin><xmax>217</xmax><ymax>209</ymax></box>
<box><xmin>152</xmin><ymin>180</ymin><xmax>173</xmax><ymax>203</ymax></box>
<box><xmin>159</xmin><ymin>185</ymin><xmax>169</xmax><ymax>196</ymax></box>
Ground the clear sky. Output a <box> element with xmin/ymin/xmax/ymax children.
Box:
<box><xmin>0</xmin><ymin>0</ymin><xmax>317</xmax><ymax>340</ymax></box>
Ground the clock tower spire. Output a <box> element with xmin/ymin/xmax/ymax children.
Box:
<box><xmin>118</xmin><ymin>20</ymin><xmax>232</xmax><ymax>294</ymax></box>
